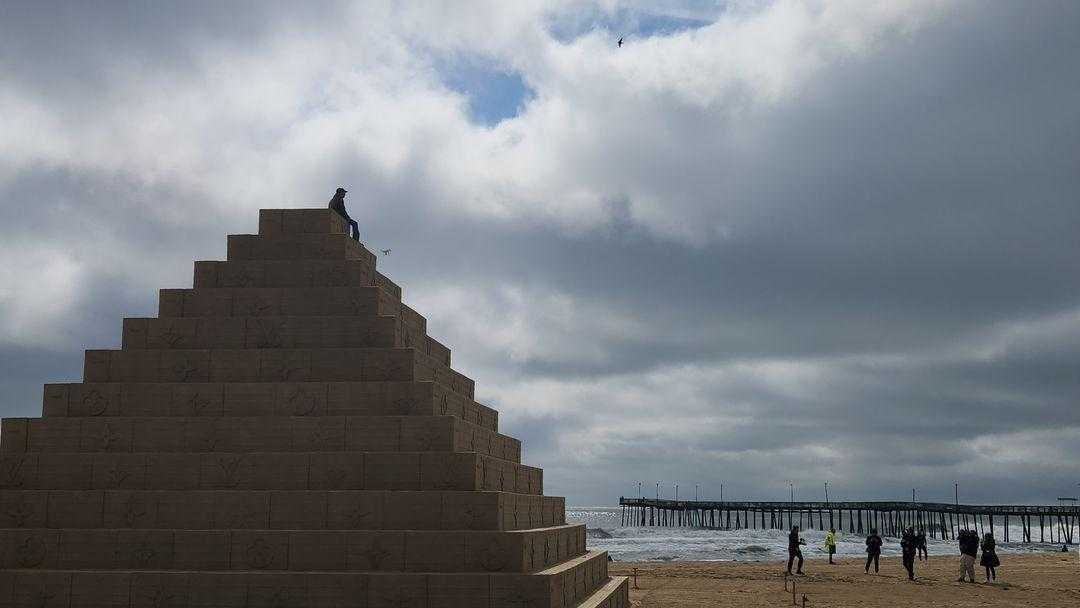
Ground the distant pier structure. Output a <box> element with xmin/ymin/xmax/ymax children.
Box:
<box><xmin>619</xmin><ymin>497</ymin><xmax>1079</xmax><ymax>544</ymax></box>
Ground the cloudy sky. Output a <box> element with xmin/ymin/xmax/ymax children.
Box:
<box><xmin>2</xmin><ymin>1</ymin><xmax>1078</xmax><ymax>506</ymax></box>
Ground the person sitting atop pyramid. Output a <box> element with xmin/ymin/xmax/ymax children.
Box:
<box><xmin>328</xmin><ymin>186</ymin><xmax>360</xmax><ymax>241</ymax></box>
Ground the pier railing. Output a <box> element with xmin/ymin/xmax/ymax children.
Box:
<box><xmin>618</xmin><ymin>497</ymin><xmax>1080</xmax><ymax>544</ymax></box>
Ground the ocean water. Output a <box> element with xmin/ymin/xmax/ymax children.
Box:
<box><xmin>567</xmin><ymin>507</ymin><xmax>1071</xmax><ymax>562</ymax></box>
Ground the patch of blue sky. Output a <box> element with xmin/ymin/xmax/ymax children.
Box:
<box><xmin>439</xmin><ymin>58</ymin><xmax>535</xmax><ymax>127</ymax></box>
<box><xmin>547</xmin><ymin>2</ymin><xmax>722</xmax><ymax>43</ymax></box>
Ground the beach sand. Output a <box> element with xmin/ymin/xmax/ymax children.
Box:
<box><xmin>611</xmin><ymin>552</ymin><xmax>1079</xmax><ymax>607</ymax></box>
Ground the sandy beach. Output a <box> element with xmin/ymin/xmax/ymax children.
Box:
<box><xmin>611</xmin><ymin>552</ymin><xmax>1079</xmax><ymax>607</ymax></box>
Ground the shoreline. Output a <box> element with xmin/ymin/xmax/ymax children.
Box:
<box><xmin>610</xmin><ymin>552</ymin><xmax>1079</xmax><ymax>607</ymax></box>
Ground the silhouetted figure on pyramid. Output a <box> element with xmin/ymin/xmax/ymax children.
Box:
<box><xmin>328</xmin><ymin>187</ymin><xmax>360</xmax><ymax>241</ymax></box>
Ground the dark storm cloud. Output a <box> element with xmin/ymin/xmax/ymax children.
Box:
<box><xmin>1</xmin><ymin>1</ymin><xmax>1078</xmax><ymax>507</ymax></box>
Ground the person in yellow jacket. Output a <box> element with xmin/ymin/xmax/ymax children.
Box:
<box><xmin>824</xmin><ymin>528</ymin><xmax>837</xmax><ymax>564</ymax></box>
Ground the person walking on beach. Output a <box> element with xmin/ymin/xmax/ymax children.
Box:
<box><xmin>787</xmin><ymin>525</ymin><xmax>806</xmax><ymax>575</ymax></box>
<box><xmin>901</xmin><ymin>528</ymin><xmax>917</xmax><ymax>581</ymax></box>
<box><xmin>328</xmin><ymin>187</ymin><xmax>360</xmax><ymax>241</ymax></box>
<box><xmin>980</xmin><ymin>532</ymin><xmax>1000</xmax><ymax>582</ymax></box>
<box><xmin>824</xmin><ymin>528</ymin><xmax>837</xmax><ymax>565</ymax></box>
<box><xmin>865</xmin><ymin>529</ymin><xmax>883</xmax><ymax>573</ymax></box>
<box><xmin>916</xmin><ymin>528</ymin><xmax>928</xmax><ymax>561</ymax></box>
<box><xmin>957</xmin><ymin>529</ymin><xmax>979</xmax><ymax>583</ymax></box>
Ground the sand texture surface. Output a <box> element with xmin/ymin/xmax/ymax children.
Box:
<box><xmin>611</xmin><ymin>552</ymin><xmax>1079</xmax><ymax>607</ymax></box>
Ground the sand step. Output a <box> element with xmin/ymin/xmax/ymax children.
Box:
<box><xmin>40</xmin><ymin>381</ymin><xmax>496</xmax><ymax>431</ymax></box>
<box><xmin>226</xmin><ymin>233</ymin><xmax>375</xmax><ymax>263</ymax></box>
<box><xmin>158</xmin><ymin>285</ymin><xmax>397</xmax><ymax>319</ymax></box>
<box><xmin>122</xmin><ymin>315</ymin><xmax>445</xmax><ymax>361</ymax></box>
<box><xmin>257</xmin><ymin>208</ymin><xmax>350</xmax><ymax>238</ymax></box>
<box><xmin>155</xmin><ymin>288</ymin><xmax>445</xmax><ymax>362</ymax></box>
<box><xmin>573</xmin><ymin>576</ymin><xmax>630</xmax><ymax>608</ymax></box>
<box><xmin>0</xmin><ymin>451</ymin><xmax>542</xmax><ymax>493</ymax></box>
<box><xmin>122</xmin><ymin>316</ymin><xmax>394</xmax><ymax>350</ymax></box>
<box><xmin>1</xmin><ymin>415</ymin><xmax>520</xmax><ymax>461</ymax></box>
<box><xmin>193</xmin><ymin>259</ymin><xmax>402</xmax><ymax>291</ymax></box>
<box><xmin>0</xmin><ymin>489</ymin><xmax>566</xmax><ymax>531</ymax></box>
<box><xmin>0</xmin><ymin>550</ymin><xmax>610</xmax><ymax>607</ymax></box>
<box><xmin>0</xmin><ymin>524</ymin><xmax>586</xmax><ymax>573</ymax></box>
<box><xmin>82</xmin><ymin>348</ymin><xmax>474</xmax><ymax>398</ymax></box>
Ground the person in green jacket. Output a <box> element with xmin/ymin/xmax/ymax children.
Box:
<box><xmin>824</xmin><ymin>528</ymin><xmax>837</xmax><ymax>564</ymax></box>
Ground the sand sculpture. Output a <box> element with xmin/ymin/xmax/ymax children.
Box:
<box><xmin>0</xmin><ymin>208</ymin><xmax>628</xmax><ymax>607</ymax></box>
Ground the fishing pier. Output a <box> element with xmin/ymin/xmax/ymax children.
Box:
<box><xmin>619</xmin><ymin>497</ymin><xmax>1080</xmax><ymax>544</ymax></box>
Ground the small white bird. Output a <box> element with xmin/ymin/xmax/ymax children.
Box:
<box><xmin>381</xmin><ymin>248</ymin><xmax>391</xmax><ymax>256</ymax></box>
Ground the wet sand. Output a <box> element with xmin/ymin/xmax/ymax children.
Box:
<box><xmin>611</xmin><ymin>552</ymin><xmax>1079</xmax><ymax>607</ymax></box>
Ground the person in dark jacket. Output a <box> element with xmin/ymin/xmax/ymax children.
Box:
<box><xmin>900</xmin><ymin>528</ymin><xmax>917</xmax><ymax>580</ymax></box>
<box><xmin>980</xmin><ymin>533</ymin><xmax>1000</xmax><ymax>582</ymax></box>
<box><xmin>328</xmin><ymin>187</ymin><xmax>360</xmax><ymax>241</ymax></box>
<box><xmin>787</xmin><ymin>525</ymin><xmax>806</xmax><ymax>575</ymax></box>
<box><xmin>957</xmin><ymin>529</ymin><xmax>979</xmax><ymax>582</ymax></box>
<box><xmin>865</xmin><ymin>529</ymin><xmax>883</xmax><ymax>573</ymax></box>
<box><xmin>916</xmin><ymin>528</ymin><xmax>928</xmax><ymax>561</ymax></box>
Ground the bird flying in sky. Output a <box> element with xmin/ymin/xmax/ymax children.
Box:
<box><xmin>618</xmin><ymin>37</ymin><xmax>624</xmax><ymax>47</ymax></box>
<box><xmin>381</xmin><ymin>249</ymin><xmax>391</xmax><ymax>256</ymax></box>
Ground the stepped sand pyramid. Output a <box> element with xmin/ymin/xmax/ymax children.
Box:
<box><xmin>0</xmin><ymin>208</ymin><xmax>629</xmax><ymax>607</ymax></box>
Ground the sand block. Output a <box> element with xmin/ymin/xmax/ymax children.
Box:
<box><xmin>193</xmin><ymin>259</ymin><xmax>376</xmax><ymax>289</ymax></box>
<box><xmin>227</xmin><ymin>233</ymin><xmax>376</xmax><ymax>264</ymax></box>
<box><xmin>259</xmin><ymin>208</ymin><xmax>347</xmax><ymax>237</ymax></box>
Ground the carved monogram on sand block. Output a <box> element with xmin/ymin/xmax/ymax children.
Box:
<box><xmin>119</xmin><ymin>539</ymin><xmax>158</xmax><ymax>566</ymax></box>
<box><xmin>100</xmin><ymin>423</ymin><xmax>124</xmax><ymax>451</ymax></box>
<box><xmin>107</xmin><ymin>462</ymin><xmax>134</xmax><ymax>488</ymax></box>
<box><xmin>348</xmin><ymin>502</ymin><xmax>374</xmax><ymax>527</ymax></box>
<box><xmin>266</xmin><ymin>587</ymin><xmax>298</xmax><ymax>608</ymax></box>
<box><xmin>287</xmin><ymin>388</ymin><xmax>318</xmax><ymax>416</ymax></box>
<box><xmin>365</xmin><ymin>536</ymin><xmax>392</xmax><ymax>569</ymax></box>
<box><xmin>186</xmin><ymin>392</ymin><xmax>211</xmax><ymax>416</ymax></box>
<box><xmin>223</xmin><ymin>500</ymin><xmax>260</xmax><ymax>529</ymax></box>
<box><xmin>227</xmin><ymin>267</ymin><xmax>256</xmax><ymax>287</ymax></box>
<box><xmin>123</xmin><ymin>494</ymin><xmax>147</xmax><ymax>526</ymax></box>
<box><xmin>246</xmin><ymin>537</ymin><xmax>276</xmax><ymax>569</ymax></box>
<box><xmin>253</xmin><ymin>319</ymin><xmax>285</xmax><ymax>348</ymax></box>
<box><xmin>324</xmin><ymin>466</ymin><xmax>347</xmax><ymax>489</ymax></box>
<box><xmin>269</xmin><ymin>354</ymin><xmax>306</xmax><ymax>381</ymax></box>
<box><xmin>479</xmin><ymin>538</ymin><xmax>508</xmax><ymax>572</ymax></box>
<box><xmin>1</xmin><ymin>456</ymin><xmax>28</xmax><ymax>488</ymax></box>
<box><xmin>15</xmin><ymin>533</ymin><xmax>47</xmax><ymax>567</ymax></box>
<box><xmin>394</xmin><ymin>397</ymin><xmax>420</xmax><ymax>416</ymax></box>
<box><xmin>242</xmin><ymin>296</ymin><xmax>274</xmax><ymax>317</ymax></box>
<box><xmin>159</xmin><ymin>323</ymin><xmax>184</xmax><ymax>348</ymax></box>
<box><xmin>217</xmin><ymin>456</ymin><xmax>245</xmax><ymax>488</ymax></box>
<box><xmin>141</xmin><ymin>587</ymin><xmax>180</xmax><ymax>608</ymax></box>
<box><xmin>171</xmin><ymin>361</ymin><xmax>200</xmax><ymax>382</ymax></box>
<box><xmin>82</xmin><ymin>389</ymin><xmax>111</xmax><ymax>416</ymax></box>
<box><xmin>6</xmin><ymin>495</ymin><xmax>35</xmax><ymax>527</ymax></box>
<box><xmin>501</xmin><ymin>593</ymin><xmax>536</xmax><ymax>608</ymax></box>
<box><xmin>30</xmin><ymin>589</ymin><xmax>57</xmax><ymax>608</ymax></box>
<box><xmin>461</xmin><ymin>504</ymin><xmax>485</xmax><ymax>530</ymax></box>
<box><xmin>373</xmin><ymin>588</ymin><xmax>416</xmax><ymax>608</ymax></box>
<box><xmin>348</xmin><ymin>296</ymin><xmax>366</xmax><ymax>315</ymax></box>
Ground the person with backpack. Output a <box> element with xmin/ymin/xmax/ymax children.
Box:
<box><xmin>957</xmin><ymin>529</ymin><xmax>979</xmax><ymax>583</ymax></box>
